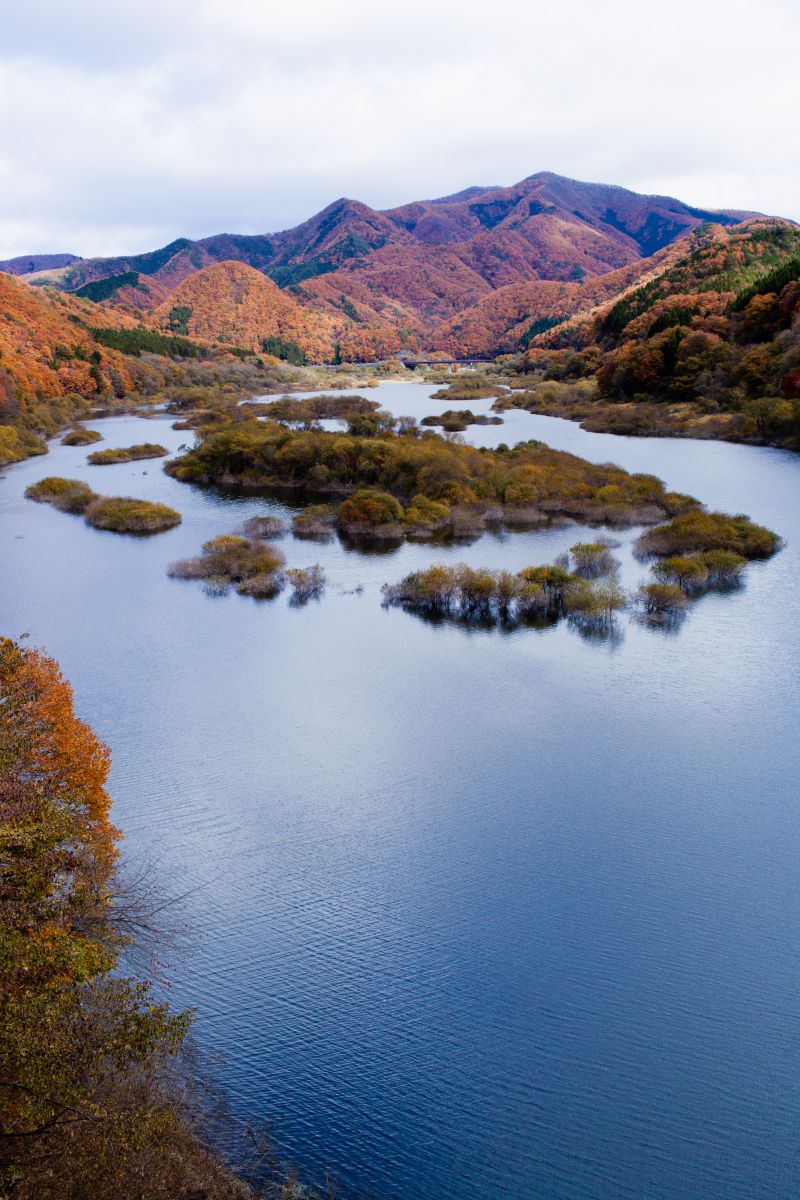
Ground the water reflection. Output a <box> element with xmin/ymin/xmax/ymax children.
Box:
<box><xmin>0</xmin><ymin>384</ymin><xmax>798</xmax><ymax>1200</ymax></box>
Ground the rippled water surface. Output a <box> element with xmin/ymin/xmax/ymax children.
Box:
<box><xmin>1</xmin><ymin>381</ymin><xmax>798</xmax><ymax>1199</ymax></box>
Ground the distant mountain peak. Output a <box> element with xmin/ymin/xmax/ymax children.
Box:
<box><xmin>17</xmin><ymin>171</ymin><xmax>783</xmax><ymax>364</ymax></box>
<box><xmin>0</xmin><ymin>252</ymin><xmax>82</xmax><ymax>276</ymax></box>
<box><xmin>427</xmin><ymin>185</ymin><xmax>501</xmax><ymax>206</ymax></box>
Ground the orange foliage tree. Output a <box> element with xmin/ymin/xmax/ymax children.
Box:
<box><xmin>0</xmin><ymin>640</ymin><xmax>248</xmax><ymax>1200</ymax></box>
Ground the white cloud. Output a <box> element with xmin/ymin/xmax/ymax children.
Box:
<box><xmin>0</xmin><ymin>0</ymin><xmax>797</xmax><ymax>257</ymax></box>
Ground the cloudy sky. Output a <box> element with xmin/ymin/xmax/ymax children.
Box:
<box><xmin>1</xmin><ymin>0</ymin><xmax>797</xmax><ymax>258</ymax></box>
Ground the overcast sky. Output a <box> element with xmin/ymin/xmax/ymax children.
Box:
<box><xmin>1</xmin><ymin>0</ymin><xmax>797</xmax><ymax>258</ymax></box>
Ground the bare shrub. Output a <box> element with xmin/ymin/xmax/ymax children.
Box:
<box><xmin>241</xmin><ymin>516</ymin><xmax>287</xmax><ymax>540</ymax></box>
<box><xmin>286</xmin><ymin>565</ymin><xmax>326</xmax><ymax>603</ymax></box>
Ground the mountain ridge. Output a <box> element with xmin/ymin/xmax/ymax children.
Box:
<box><xmin>6</xmin><ymin>172</ymin><xmax>785</xmax><ymax>362</ymax></box>
<box><xmin>18</xmin><ymin>171</ymin><xmax>765</xmax><ymax>289</ymax></box>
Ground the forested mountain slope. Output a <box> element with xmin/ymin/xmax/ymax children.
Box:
<box><xmin>515</xmin><ymin>220</ymin><xmax>800</xmax><ymax>444</ymax></box>
<box><xmin>17</xmin><ymin>173</ymin><xmax>764</xmax><ymax>357</ymax></box>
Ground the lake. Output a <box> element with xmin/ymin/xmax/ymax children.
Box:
<box><xmin>1</xmin><ymin>380</ymin><xmax>798</xmax><ymax>1199</ymax></box>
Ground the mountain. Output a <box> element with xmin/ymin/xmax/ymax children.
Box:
<box><xmin>533</xmin><ymin>218</ymin><xmax>800</xmax><ymax>356</ymax></box>
<box><xmin>22</xmin><ymin>172</ymin><xmax>766</xmax><ymax>359</ymax></box>
<box><xmin>0</xmin><ymin>252</ymin><xmax>82</xmax><ymax>276</ymax></box>
<box><xmin>1</xmin><ymin>194</ymin><xmax>797</xmax><ymax>459</ymax></box>
<box><xmin>151</xmin><ymin>260</ymin><xmax>338</xmax><ymax>360</ymax></box>
<box><xmin>291</xmin><ymin>174</ymin><xmax>759</xmax><ymax>334</ymax></box>
<box><xmin>0</xmin><ymin>272</ymin><xmax>143</xmax><ymax>462</ymax></box>
<box><xmin>427</xmin><ymin>241</ymin><xmax>694</xmax><ymax>358</ymax></box>
<box><xmin>520</xmin><ymin>218</ymin><xmax>800</xmax><ymax>444</ymax></box>
<box><xmin>385</xmin><ymin>171</ymin><xmax>741</xmax><ymax>254</ymax></box>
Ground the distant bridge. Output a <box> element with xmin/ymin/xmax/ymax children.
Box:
<box><xmin>319</xmin><ymin>358</ymin><xmax>490</xmax><ymax>369</ymax></box>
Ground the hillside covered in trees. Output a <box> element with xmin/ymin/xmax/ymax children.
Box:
<box><xmin>12</xmin><ymin>172</ymin><xmax>767</xmax><ymax>364</ymax></box>
<box><xmin>0</xmin><ymin>269</ymin><xmax>324</xmax><ymax>468</ymax></box>
<box><xmin>0</xmin><ymin>274</ymin><xmax>148</xmax><ymax>466</ymax></box>
<box><xmin>514</xmin><ymin>219</ymin><xmax>800</xmax><ymax>445</ymax></box>
<box><xmin>152</xmin><ymin>261</ymin><xmax>339</xmax><ymax>362</ymax></box>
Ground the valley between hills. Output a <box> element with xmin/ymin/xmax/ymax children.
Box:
<box><xmin>0</xmin><ymin>170</ymin><xmax>798</xmax><ymax>464</ymax></box>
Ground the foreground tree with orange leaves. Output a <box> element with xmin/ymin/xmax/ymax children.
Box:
<box><xmin>0</xmin><ymin>639</ymin><xmax>265</xmax><ymax>1199</ymax></box>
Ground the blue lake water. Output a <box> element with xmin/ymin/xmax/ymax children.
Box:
<box><xmin>1</xmin><ymin>381</ymin><xmax>798</xmax><ymax>1199</ymax></box>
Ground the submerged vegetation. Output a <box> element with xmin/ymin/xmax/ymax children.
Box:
<box><xmin>291</xmin><ymin>504</ymin><xmax>337</xmax><ymax>538</ymax></box>
<box><xmin>337</xmin><ymin>489</ymin><xmax>405</xmax><ymax>534</ymax></box>
<box><xmin>637</xmin><ymin>581</ymin><xmax>690</xmax><ymax>618</ymax></box>
<box><xmin>635</xmin><ymin>518</ymin><xmax>774</xmax><ymax>618</ymax></box>
<box><xmin>569</xmin><ymin>540</ymin><xmax>619</xmax><ymax>577</ymax></box>
<box><xmin>168</xmin><ymin>535</ymin><xmax>286</xmax><ymax>597</ymax></box>
<box><xmin>653</xmin><ymin>550</ymin><xmax>746</xmax><ymax>588</ymax></box>
<box><xmin>256</xmin><ymin>393</ymin><xmax>380</xmax><ymax>424</ymax></box>
<box><xmin>286</xmin><ymin>564</ymin><xmax>326</xmax><ymax>603</ymax></box>
<box><xmin>634</xmin><ymin>510</ymin><xmax>779</xmax><ymax>559</ymax></box>
<box><xmin>628</xmin><ymin>514</ymin><xmax>774</xmax><ymax>622</ymax></box>
<box><xmin>84</xmin><ymin>497</ymin><xmax>181</xmax><ymax>534</ymax></box>
<box><xmin>165</xmin><ymin>420</ymin><xmax>700</xmax><ymax>537</ymax></box>
<box><xmin>164</xmin><ymin>420</ymin><xmax>781</xmax><ymax>595</ymax></box>
<box><xmin>62</xmin><ymin>427</ymin><xmax>103</xmax><ymax>446</ymax></box>
<box><xmin>25</xmin><ymin>475</ymin><xmax>99</xmax><ymax>512</ymax></box>
<box><xmin>421</xmin><ymin>409</ymin><xmax>503</xmax><ymax>432</ymax></box>
<box><xmin>87</xmin><ymin>442</ymin><xmax>168</xmax><ymax>464</ymax></box>
<box><xmin>382</xmin><ymin>558</ymin><xmax>625</xmax><ymax>631</ymax></box>
<box><xmin>241</xmin><ymin>515</ymin><xmax>288</xmax><ymax>539</ymax></box>
<box><xmin>383</xmin><ymin>520</ymin><xmax>770</xmax><ymax>633</ymax></box>
<box><xmin>25</xmin><ymin>476</ymin><xmax>181</xmax><ymax>533</ymax></box>
<box><xmin>168</xmin><ymin>533</ymin><xmax>325</xmax><ymax>604</ymax></box>
<box><xmin>431</xmin><ymin>376</ymin><xmax>505</xmax><ymax>401</ymax></box>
